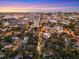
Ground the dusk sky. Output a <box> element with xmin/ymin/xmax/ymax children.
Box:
<box><xmin>0</xmin><ymin>0</ymin><xmax>79</xmax><ymax>12</ymax></box>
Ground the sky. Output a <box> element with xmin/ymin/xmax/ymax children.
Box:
<box><xmin>0</xmin><ymin>0</ymin><xmax>79</xmax><ymax>12</ymax></box>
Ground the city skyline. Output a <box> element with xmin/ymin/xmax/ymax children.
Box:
<box><xmin>0</xmin><ymin>0</ymin><xmax>79</xmax><ymax>12</ymax></box>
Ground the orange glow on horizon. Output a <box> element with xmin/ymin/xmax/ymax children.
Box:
<box><xmin>0</xmin><ymin>7</ymin><xmax>33</xmax><ymax>12</ymax></box>
<box><xmin>0</xmin><ymin>6</ymin><xmax>74</xmax><ymax>12</ymax></box>
<box><xmin>0</xmin><ymin>6</ymin><xmax>77</xmax><ymax>12</ymax></box>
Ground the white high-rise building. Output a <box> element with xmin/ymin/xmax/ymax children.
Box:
<box><xmin>33</xmin><ymin>14</ymin><xmax>40</xmax><ymax>27</ymax></box>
